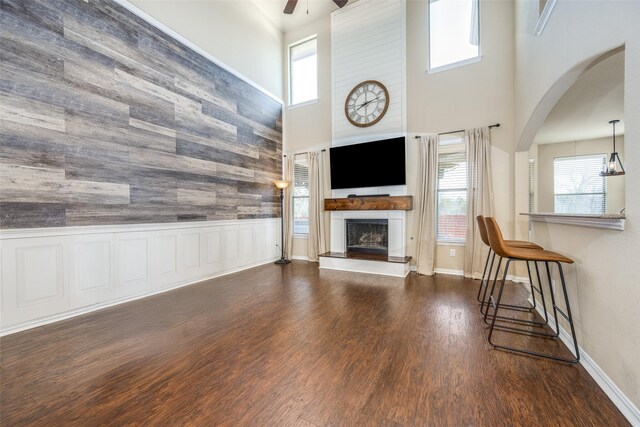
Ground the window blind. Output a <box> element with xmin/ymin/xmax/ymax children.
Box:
<box><xmin>293</xmin><ymin>159</ymin><xmax>309</xmax><ymax>235</ymax></box>
<box><xmin>528</xmin><ymin>159</ymin><xmax>535</xmax><ymax>213</ymax></box>
<box><xmin>553</xmin><ymin>154</ymin><xmax>606</xmax><ymax>214</ymax></box>
<box><xmin>437</xmin><ymin>141</ymin><xmax>467</xmax><ymax>242</ymax></box>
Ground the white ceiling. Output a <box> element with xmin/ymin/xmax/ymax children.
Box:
<box><xmin>252</xmin><ymin>0</ymin><xmax>352</xmax><ymax>32</ymax></box>
<box><xmin>534</xmin><ymin>51</ymin><xmax>624</xmax><ymax>145</ymax></box>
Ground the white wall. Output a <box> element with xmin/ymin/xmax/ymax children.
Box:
<box><xmin>127</xmin><ymin>0</ymin><xmax>284</xmax><ymax>99</ymax></box>
<box><xmin>513</xmin><ymin>0</ymin><xmax>640</xmax><ymax>414</ymax></box>
<box><xmin>284</xmin><ymin>16</ymin><xmax>333</xmax><ymax>153</ymax></box>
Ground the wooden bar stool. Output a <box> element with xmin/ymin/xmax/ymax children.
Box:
<box><xmin>475</xmin><ymin>215</ymin><xmax>549</xmax><ymax>328</ymax></box>
<box><xmin>483</xmin><ymin>216</ymin><xmax>580</xmax><ymax>363</ymax></box>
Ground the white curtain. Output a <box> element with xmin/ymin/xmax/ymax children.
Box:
<box><xmin>307</xmin><ymin>151</ymin><xmax>328</xmax><ymax>261</ymax></box>
<box><xmin>464</xmin><ymin>127</ymin><xmax>494</xmax><ymax>278</ymax></box>
<box><xmin>283</xmin><ymin>156</ymin><xmax>295</xmax><ymax>259</ymax></box>
<box><xmin>416</xmin><ymin>134</ymin><xmax>439</xmax><ymax>275</ymax></box>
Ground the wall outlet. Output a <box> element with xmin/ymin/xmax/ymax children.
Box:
<box><xmin>449</xmin><ymin>249</ymin><xmax>456</xmax><ymax>257</ymax></box>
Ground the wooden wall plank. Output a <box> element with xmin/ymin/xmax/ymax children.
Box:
<box><xmin>0</xmin><ymin>0</ymin><xmax>282</xmax><ymax>229</ymax></box>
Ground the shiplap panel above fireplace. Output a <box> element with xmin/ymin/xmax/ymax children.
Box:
<box><xmin>331</xmin><ymin>0</ymin><xmax>406</xmax><ymax>145</ymax></box>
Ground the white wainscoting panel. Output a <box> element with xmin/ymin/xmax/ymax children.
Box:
<box><xmin>151</xmin><ymin>233</ymin><xmax>178</xmax><ymax>286</ymax></box>
<box><xmin>223</xmin><ymin>226</ymin><xmax>241</xmax><ymax>271</ymax></box>
<box><xmin>202</xmin><ymin>228</ymin><xmax>223</xmax><ymax>275</ymax></box>
<box><xmin>0</xmin><ymin>218</ymin><xmax>280</xmax><ymax>335</ymax></box>
<box><xmin>117</xmin><ymin>233</ymin><xmax>150</xmax><ymax>297</ymax></box>
<box><xmin>179</xmin><ymin>232</ymin><xmax>201</xmax><ymax>275</ymax></box>
<box><xmin>1</xmin><ymin>238</ymin><xmax>69</xmax><ymax>326</ymax></box>
<box><xmin>331</xmin><ymin>0</ymin><xmax>406</xmax><ymax>144</ymax></box>
<box><xmin>70</xmin><ymin>234</ymin><xmax>114</xmax><ymax>307</ymax></box>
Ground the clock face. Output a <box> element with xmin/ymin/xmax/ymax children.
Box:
<box><xmin>344</xmin><ymin>80</ymin><xmax>389</xmax><ymax>128</ymax></box>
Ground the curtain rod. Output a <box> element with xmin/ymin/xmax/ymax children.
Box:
<box><xmin>283</xmin><ymin>149</ymin><xmax>326</xmax><ymax>157</ymax></box>
<box><xmin>413</xmin><ymin>123</ymin><xmax>501</xmax><ymax>139</ymax></box>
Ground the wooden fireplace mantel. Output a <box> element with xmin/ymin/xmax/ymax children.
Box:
<box><xmin>324</xmin><ymin>196</ymin><xmax>413</xmax><ymax>211</ymax></box>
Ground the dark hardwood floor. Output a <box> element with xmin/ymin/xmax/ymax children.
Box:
<box><xmin>0</xmin><ymin>262</ymin><xmax>629</xmax><ymax>426</ymax></box>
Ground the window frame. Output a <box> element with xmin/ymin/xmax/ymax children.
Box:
<box><xmin>288</xmin><ymin>35</ymin><xmax>318</xmax><ymax>108</ymax></box>
<box><xmin>427</xmin><ymin>0</ymin><xmax>482</xmax><ymax>74</ymax></box>
<box><xmin>292</xmin><ymin>155</ymin><xmax>310</xmax><ymax>236</ymax></box>
<box><xmin>552</xmin><ymin>153</ymin><xmax>607</xmax><ymax>215</ymax></box>
<box><xmin>436</xmin><ymin>136</ymin><xmax>467</xmax><ymax>244</ymax></box>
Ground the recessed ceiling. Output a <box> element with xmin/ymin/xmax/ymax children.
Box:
<box><xmin>534</xmin><ymin>51</ymin><xmax>624</xmax><ymax>145</ymax></box>
<box><xmin>252</xmin><ymin>0</ymin><xmax>353</xmax><ymax>32</ymax></box>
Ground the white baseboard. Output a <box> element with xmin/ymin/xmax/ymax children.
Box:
<box><xmin>434</xmin><ymin>268</ymin><xmax>464</xmax><ymax>276</ymax></box>
<box><xmin>291</xmin><ymin>255</ymin><xmax>310</xmax><ymax>261</ymax></box>
<box><xmin>431</xmin><ymin>269</ymin><xmax>531</xmax><ymax>284</ymax></box>
<box><xmin>528</xmin><ymin>297</ymin><xmax>640</xmax><ymax>426</ymax></box>
<box><xmin>0</xmin><ymin>258</ymin><xmax>277</xmax><ymax>337</ymax></box>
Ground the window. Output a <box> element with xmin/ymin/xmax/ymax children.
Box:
<box><xmin>436</xmin><ymin>137</ymin><xmax>467</xmax><ymax>242</ymax></box>
<box><xmin>428</xmin><ymin>0</ymin><xmax>480</xmax><ymax>72</ymax></box>
<box><xmin>289</xmin><ymin>36</ymin><xmax>317</xmax><ymax>106</ymax></box>
<box><xmin>553</xmin><ymin>154</ymin><xmax>606</xmax><ymax>214</ymax></box>
<box><xmin>293</xmin><ymin>157</ymin><xmax>309</xmax><ymax>235</ymax></box>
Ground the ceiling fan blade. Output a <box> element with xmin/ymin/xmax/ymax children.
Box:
<box><xmin>283</xmin><ymin>0</ymin><xmax>298</xmax><ymax>14</ymax></box>
<box><xmin>333</xmin><ymin>0</ymin><xmax>348</xmax><ymax>7</ymax></box>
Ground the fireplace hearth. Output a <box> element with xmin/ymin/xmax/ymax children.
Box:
<box><xmin>346</xmin><ymin>219</ymin><xmax>388</xmax><ymax>255</ymax></box>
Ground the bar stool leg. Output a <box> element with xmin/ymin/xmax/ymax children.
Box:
<box><xmin>487</xmin><ymin>259</ymin><xmax>511</xmax><ymax>343</ymax></box>
<box><xmin>487</xmin><ymin>260</ymin><xmax>579</xmax><ymax>363</ymax></box>
<box><xmin>525</xmin><ymin>261</ymin><xmax>537</xmax><ymax>310</ymax></box>
<box><xmin>533</xmin><ymin>261</ymin><xmax>549</xmax><ymax>324</ymax></box>
<box><xmin>482</xmin><ymin>256</ymin><xmax>502</xmax><ymax>319</ymax></box>
<box><xmin>480</xmin><ymin>253</ymin><xmax>498</xmax><ymax>314</ymax></box>
<box><xmin>477</xmin><ymin>248</ymin><xmax>493</xmax><ymax>302</ymax></box>
<box><xmin>545</xmin><ymin>262</ymin><xmax>561</xmax><ymax>338</ymax></box>
<box><xmin>556</xmin><ymin>261</ymin><xmax>581</xmax><ymax>361</ymax></box>
<box><xmin>483</xmin><ymin>260</ymin><xmax>554</xmax><ymax>333</ymax></box>
<box><xmin>482</xmin><ymin>259</ymin><xmax>540</xmax><ymax>319</ymax></box>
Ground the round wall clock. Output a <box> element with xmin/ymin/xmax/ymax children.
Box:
<box><xmin>344</xmin><ymin>80</ymin><xmax>389</xmax><ymax>128</ymax></box>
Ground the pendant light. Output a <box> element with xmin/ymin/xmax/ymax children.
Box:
<box><xmin>600</xmin><ymin>119</ymin><xmax>625</xmax><ymax>176</ymax></box>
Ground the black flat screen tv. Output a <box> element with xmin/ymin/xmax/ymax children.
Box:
<box><xmin>330</xmin><ymin>137</ymin><xmax>406</xmax><ymax>190</ymax></box>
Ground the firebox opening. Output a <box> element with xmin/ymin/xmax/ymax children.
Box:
<box><xmin>345</xmin><ymin>219</ymin><xmax>389</xmax><ymax>255</ymax></box>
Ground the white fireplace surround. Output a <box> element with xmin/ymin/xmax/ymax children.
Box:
<box><xmin>330</xmin><ymin>210</ymin><xmax>406</xmax><ymax>257</ymax></box>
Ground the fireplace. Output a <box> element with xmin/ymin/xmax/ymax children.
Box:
<box><xmin>345</xmin><ymin>219</ymin><xmax>389</xmax><ymax>255</ymax></box>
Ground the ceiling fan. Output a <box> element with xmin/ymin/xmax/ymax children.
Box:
<box><xmin>283</xmin><ymin>0</ymin><xmax>348</xmax><ymax>14</ymax></box>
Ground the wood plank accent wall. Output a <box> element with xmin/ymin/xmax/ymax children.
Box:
<box><xmin>0</xmin><ymin>0</ymin><xmax>283</xmax><ymax>229</ymax></box>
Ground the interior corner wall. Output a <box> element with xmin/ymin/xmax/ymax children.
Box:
<box><xmin>513</xmin><ymin>0</ymin><xmax>640</xmax><ymax>412</ymax></box>
<box><xmin>128</xmin><ymin>0</ymin><xmax>284</xmax><ymax>99</ymax></box>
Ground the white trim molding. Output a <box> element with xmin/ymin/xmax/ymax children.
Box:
<box><xmin>112</xmin><ymin>0</ymin><xmax>283</xmax><ymax>104</ymax></box>
<box><xmin>434</xmin><ymin>268</ymin><xmax>464</xmax><ymax>276</ymax></box>
<box><xmin>528</xmin><ymin>298</ymin><xmax>640</xmax><ymax>426</ymax></box>
<box><xmin>522</xmin><ymin>212</ymin><xmax>625</xmax><ymax>231</ymax></box>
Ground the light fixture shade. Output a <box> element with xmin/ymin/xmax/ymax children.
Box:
<box><xmin>273</xmin><ymin>180</ymin><xmax>290</xmax><ymax>189</ymax></box>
